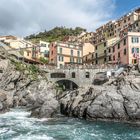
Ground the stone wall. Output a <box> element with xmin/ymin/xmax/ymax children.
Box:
<box><xmin>46</xmin><ymin>68</ymin><xmax>108</xmax><ymax>87</ymax></box>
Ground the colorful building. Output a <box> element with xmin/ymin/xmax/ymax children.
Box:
<box><xmin>0</xmin><ymin>36</ymin><xmax>41</xmax><ymax>62</ymax></box>
<box><xmin>49</xmin><ymin>41</ymin><xmax>82</xmax><ymax>68</ymax></box>
<box><xmin>94</xmin><ymin>41</ymin><xmax>107</xmax><ymax>64</ymax></box>
<box><xmin>39</xmin><ymin>41</ymin><xmax>50</xmax><ymax>59</ymax></box>
<box><xmin>110</xmin><ymin>32</ymin><xmax>140</xmax><ymax>65</ymax></box>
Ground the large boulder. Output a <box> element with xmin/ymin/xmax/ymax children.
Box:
<box><xmin>38</xmin><ymin>99</ymin><xmax>59</xmax><ymax>118</ymax></box>
<box><xmin>29</xmin><ymin>80</ymin><xmax>60</xmax><ymax>118</ymax></box>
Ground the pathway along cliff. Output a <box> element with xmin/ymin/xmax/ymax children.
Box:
<box><xmin>0</xmin><ymin>48</ymin><xmax>140</xmax><ymax>124</ymax></box>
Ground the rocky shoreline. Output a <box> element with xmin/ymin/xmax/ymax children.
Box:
<box><xmin>58</xmin><ymin>66</ymin><xmax>140</xmax><ymax>122</ymax></box>
<box><xmin>0</xmin><ymin>49</ymin><xmax>140</xmax><ymax>124</ymax></box>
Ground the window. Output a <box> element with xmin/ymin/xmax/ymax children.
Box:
<box><xmin>85</xmin><ymin>56</ymin><xmax>87</xmax><ymax>61</ymax></box>
<box><xmin>104</xmin><ymin>42</ymin><xmax>106</xmax><ymax>47</ymax></box>
<box><xmin>95</xmin><ymin>53</ymin><xmax>98</xmax><ymax>58</ymax></box>
<box><xmin>77</xmin><ymin>58</ymin><xmax>81</xmax><ymax>64</ymax></box>
<box><xmin>77</xmin><ymin>51</ymin><xmax>80</xmax><ymax>57</ymax></box>
<box><xmin>41</xmin><ymin>43</ymin><xmax>46</xmax><ymax>47</ymax></box>
<box><xmin>27</xmin><ymin>52</ymin><xmax>30</xmax><ymax>56</ymax></box>
<box><xmin>70</xmin><ymin>57</ymin><xmax>74</xmax><ymax>63</ymax></box>
<box><xmin>109</xmin><ymin>56</ymin><xmax>112</xmax><ymax>61</ymax></box>
<box><xmin>128</xmin><ymin>17</ymin><xmax>130</xmax><ymax>21</ymax></box>
<box><xmin>113</xmin><ymin>55</ymin><xmax>115</xmax><ymax>61</ymax></box>
<box><xmin>118</xmin><ymin>52</ymin><xmax>120</xmax><ymax>58</ymax></box>
<box><xmin>85</xmin><ymin>72</ymin><xmax>90</xmax><ymax>78</ymax></box>
<box><xmin>134</xmin><ymin>59</ymin><xmax>137</xmax><ymax>64</ymax></box>
<box><xmin>95</xmin><ymin>60</ymin><xmax>98</xmax><ymax>64</ymax></box>
<box><xmin>104</xmin><ymin>50</ymin><xmax>106</xmax><ymax>54</ymax></box>
<box><xmin>132</xmin><ymin>48</ymin><xmax>134</xmax><ymax>53</ymax></box>
<box><xmin>51</xmin><ymin>51</ymin><xmax>53</xmax><ymax>55</ymax></box>
<box><xmin>108</xmin><ymin>48</ymin><xmax>111</xmax><ymax>53</ymax></box>
<box><xmin>95</xmin><ymin>46</ymin><xmax>97</xmax><ymax>50</ymax></box>
<box><xmin>137</xmin><ymin>48</ymin><xmax>139</xmax><ymax>53</ymax></box>
<box><xmin>113</xmin><ymin>46</ymin><xmax>115</xmax><ymax>52</ymax></box>
<box><xmin>132</xmin><ymin>36</ymin><xmax>139</xmax><ymax>43</ymax></box>
<box><xmin>71</xmin><ymin>50</ymin><xmax>73</xmax><ymax>56</ymax></box>
<box><xmin>60</xmin><ymin>64</ymin><xmax>63</xmax><ymax>68</ymax></box>
<box><xmin>59</xmin><ymin>48</ymin><xmax>62</xmax><ymax>54</ymax></box>
<box><xmin>58</xmin><ymin>56</ymin><xmax>63</xmax><ymax>62</ymax></box>
<box><xmin>124</xmin><ymin>48</ymin><xmax>127</xmax><ymax>55</ymax></box>
<box><xmin>72</xmin><ymin>72</ymin><xmax>76</xmax><ymax>78</ymax></box>
<box><xmin>124</xmin><ymin>20</ymin><xmax>126</xmax><ymax>23</ymax></box>
<box><xmin>104</xmin><ymin>57</ymin><xmax>106</xmax><ymax>62</ymax></box>
<box><xmin>123</xmin><ymin>39</ymin><xmax>126</xmax><ymax>45</ymax></box>
<box><xmin>92</xmin><ymin>54</ymin><xmax>94</xmax><ymax>59</ymax></box>
<box><xmin>118</xmin><ymin>43</ymin><xmax>120</xmax><ymax>49</ymax></box>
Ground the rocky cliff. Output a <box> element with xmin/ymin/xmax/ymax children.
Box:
<box><xmin>0</xmin><ymin>48</ymin><xmax>59</xmax><ymax>118</ymax></box>
<box><xmin>59</xmin><ymin>66</ymin><xmax>140</xmax><ymax>123</ymax></box>
<box><xmin>0</xmin><ymin>47</ymin><xmax>140</xmax><ymax>123</ymax></box>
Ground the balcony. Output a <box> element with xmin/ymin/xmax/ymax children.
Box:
<box><xmin>97</xmin><ymin>53</ymin><xmax>107</xmax><ymax>58</ymax></box>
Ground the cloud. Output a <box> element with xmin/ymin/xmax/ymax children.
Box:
<box><xmin>0</xmin><ymin>0</ymin><xmax>116</xmax><ymax>37</ymax></box>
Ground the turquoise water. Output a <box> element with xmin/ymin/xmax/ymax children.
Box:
<box><xmin>0</xmin><ymin>109</ymin><xmax>140</xmax><ymax>140</ymax></box>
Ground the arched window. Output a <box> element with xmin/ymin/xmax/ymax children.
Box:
<box><xmin>51</xmin><ymin>73</ymin><xmax>66</xmax><ymax>78</ymax></box>
<box><xmin>85</xmin><ymin>72</ymin><xmax>90</xmax><ymax>78</ymax></box>
<box><xmin>72</xmin><ymin>72</ymin><xmax>76</xmax><ymax>78</ymax></box>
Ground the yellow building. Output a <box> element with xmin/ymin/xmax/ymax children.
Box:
<box><xmin>95</xmin><ymin>41</ymin><xmax>107</xmax><ymax>64</ymax></box>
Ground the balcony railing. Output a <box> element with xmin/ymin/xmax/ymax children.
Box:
<box><xmin>97</xmin><ymin>53</ymin><xmax>107</xmax><ymax>58</ymax></box>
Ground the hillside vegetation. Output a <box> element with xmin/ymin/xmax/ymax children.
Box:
<box><xmin>25</xmin><ymin>27</ymin><xmax>86</xmax><ymax>43</ymax></box>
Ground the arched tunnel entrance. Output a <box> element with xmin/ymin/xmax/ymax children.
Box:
<box><xmin>56</xmin><ymin>80</ymin><xmax>78</xmax><ymax>91</ymax></box>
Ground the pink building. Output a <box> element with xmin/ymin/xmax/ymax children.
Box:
<box><xmin>111</xmin><ymin>32</ymin><xmax>140</xmax><ymax>65</ymax></box>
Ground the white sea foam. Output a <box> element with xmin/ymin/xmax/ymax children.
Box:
<box><xmin>12</xmin><ymin>135</ymin><xmax>55</xmax><ymax>140</ymax></box>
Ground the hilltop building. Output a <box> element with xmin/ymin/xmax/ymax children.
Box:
<box><xmin>83</xmin><ymin>7</ymin><xmax>140</xmax><ymax>65</ymax></box>
<box><xmin>39</xmin><ymin>41</ymin><xmax>50</xmax><ymax>60</ymax></box>
<box><xmin>0</xmin><ymin>36</ymin><xmax>41</xmax><ymax>63</ymax></box>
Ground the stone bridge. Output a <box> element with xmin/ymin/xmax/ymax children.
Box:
<box><xmin>46</xmin><ymin>68</ymin><xmax>110</xmax><ymax>90</ymax></box>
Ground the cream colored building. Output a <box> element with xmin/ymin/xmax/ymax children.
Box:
<box><xmin>49</xmin><ymin>41</ymin><xmax>82</xmax><ymax>68</ymax></box>
<box><xmin>82</xmin><ymin>43</ymin><xmax>95</xmax><ymax>56</ymax></box>
<box><xmin>39</xmin><ymin>41</ymin><xmax>50</xmax><ymax>59</ymax></box>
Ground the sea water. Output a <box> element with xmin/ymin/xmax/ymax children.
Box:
<box><xmin>0</xmin><ymin>109</ymin><xmax>140</xmax><ymax>140</ymax></box>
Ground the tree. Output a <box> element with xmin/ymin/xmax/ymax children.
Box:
<box><xmin>39</xmin><ymin>57</ymin><xmax>49</xmax><ymax>64</ymax></box>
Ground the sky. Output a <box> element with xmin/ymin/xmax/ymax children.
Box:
<box><xmin>0</xmin><ymin>0</ymin><xmax>140</xmax><ymax>37</ymax></box>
